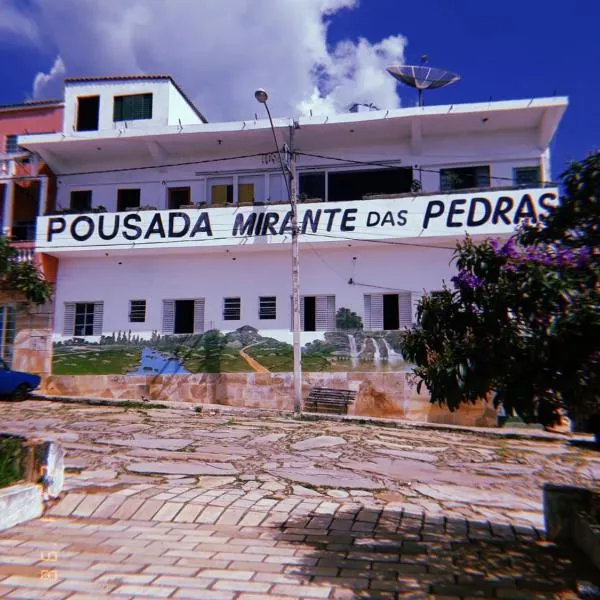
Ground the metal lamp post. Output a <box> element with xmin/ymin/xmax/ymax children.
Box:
<box><xmin>254</xmin><ymin>89</ymin><xmax>302</xmax><ymax>416</ymax></box>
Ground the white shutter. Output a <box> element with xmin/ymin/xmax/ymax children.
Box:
<box><xmin>291</xmin><ymin>296</ymin><xmax>305</xmax><ymax>331</ymax></box>
<box><xmin>364</xmin><ymin>294</ymin><xmax>383</xmax><ymax>330</ymax></box>
<box><xmin>194</xmin><ymin>298</ymin><xmax>205</xmax><ymax>333</ymax></box>
<box><xmin>63</xmin><ymin>303</ymin><xmax>76</xmax><ymax>336</ymax></box>
<box><xmin>411</xmin><ymin>291</ymin><xmax>423</xmax><ymax>326</ymax></box>
<box><xmin>92</xmin><ymin>302</ymin><xmax>104</xmax><ymax>335</ymax></box>
<box><xmin>399</xmin><ymin>292</ymin><xmax>413</xmax><ymax>328</ymax></box>
<box><xmin>162</xmin><ymin>300</ymin><xmax>175</xmax><ymax>334</ymax></box>
<box><xmin>315</xmin><ymin>295</ymin><xmax>335</xmax><ymax>331</ymax></box>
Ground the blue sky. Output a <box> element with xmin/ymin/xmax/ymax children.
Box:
<box><xmin>1</xmin><ymin>0</ymin><xmax>597</xmax><ymax>177</ymax></box>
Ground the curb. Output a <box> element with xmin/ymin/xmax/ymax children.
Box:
<box><xmin>30</xmin><ymin>392</ymin><xmax>595</xmax><ymax>444</ymax></box>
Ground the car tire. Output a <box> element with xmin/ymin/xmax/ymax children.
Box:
<box><xmin>12</xmin><ymin>383</ymin><xmax>31</xmax><ymax>401</ymax></box>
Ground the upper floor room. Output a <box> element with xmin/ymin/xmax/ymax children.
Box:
<box><xmin>61</xmin><ymin>75</ymin><xmax>207</xmax><ymax>135</ymax></box>
<box><xmin>0</xmin><ymin>99</ymin><xmax>63</xmax><ymax>156</ymax></box>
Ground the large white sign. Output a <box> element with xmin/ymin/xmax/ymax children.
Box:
<box><xmin>37</xmin><ymin>187</ymin><xmax>558</xmax><ymax>252</ymax></box>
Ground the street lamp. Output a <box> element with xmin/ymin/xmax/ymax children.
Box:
<box><xmin>254</xmin><ymin>88</ymin><xmax>302</xmax><ymax>416</ymax></box>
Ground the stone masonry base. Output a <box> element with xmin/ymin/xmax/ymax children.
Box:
<box><xmin>42</xmin><ymin>371</ymin><xmax>498</xmax><ymax>427</ymax></box>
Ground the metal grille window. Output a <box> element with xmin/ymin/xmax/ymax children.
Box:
<box><xmin>514</xmin><ymin>166</ymin><xmax>542</xmax><ymax>187</ymax></box>
<box><xmin>129</xmin><ymin>300</ymin><xmax>146</xmax><ymax>323</ymax></box>
<box><xmin>113</xmin><ymin>93</ymin><xmax>153</xmax><ymax>121</ymax></box>
<box><xmin>63</xmin><ymin>302</ymin><xmax>103</xmax><ymax>337</ymax></box>
<box><xmin>5</xmin><ymin>135</ymin><xmax>18</xmax><ymax>153</ymax></box>
<box><xmin>0</xmin><ymin>305</ymin><xmax>16</xmax><ymax>366</ymax></box>
<box><xmin>223</xmin><ymin>297</ymin><xmax>241</xmax><ymax>321</ymax></box>
<box><xmin>440</xmin><ymin>165</ymin><xmax>490</xmax><ymax>192</ymax></box>
<box><xmin>259</xmin><ymin>296</ymin><xmax>276</xmax><ymax>320</ymax></box>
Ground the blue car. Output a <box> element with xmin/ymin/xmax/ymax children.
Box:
<box><xmin>0</xmin><ymin>359</ymin><xmax>41</xmax><ymax>400</ymax></box>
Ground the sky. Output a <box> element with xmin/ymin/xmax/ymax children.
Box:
<box><xmin>0</xmin><ymin>0</ymin><xmax>598</xmax><ymax>177</ymax></box>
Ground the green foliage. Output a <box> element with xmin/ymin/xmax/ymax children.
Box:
<box><xmin>402</xmin><ymin>152</ymin><xmax>600</xmax><ymax>427</ymax></box>
<box><xmin>0</xmin><ymin>237</ymin><xmax>52</xmax><ymax>305</ymax></box>
<box><xmin>336</xmin><ymin>307</ymin><xmax>363</xmax><ymax>331</ymax></box>
<box><xmin>201</xmin><ymin>330</ymin><xmax>227</xmax><ymax>373</ymax></box>
<box><xmin>0</xmin><ymin>436</ymin><xmax>26</xmax><ymax>488</ymax></box>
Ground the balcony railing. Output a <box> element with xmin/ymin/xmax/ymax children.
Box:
<box><xmin>47</xmin><ymin>183</ymin><xmax>554</xmax><ymax>216</ymax></box>
<box><xmin>10</xmin><ymin>241</ymin><xmax>35</xmax><ymax>263</ymax></box>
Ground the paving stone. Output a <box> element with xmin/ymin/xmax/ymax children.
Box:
<box><xmin>127</xmin><ymin>462</ymin><xmax>238</xmax><ymax>476</ymax></box>
<box><xmin>97</xmin><ymin>438</ymin><xmax>193</xmax><ymax>450</ymax></box>
<box><xmin>271</xmin><ymin>468</ymin><xmax>381</xmax><ymax>490</ymax></box>
<box><xmin>292</xmin><ymin>436</ymin><xmax>346</xmax><ymax>451</ymax></box>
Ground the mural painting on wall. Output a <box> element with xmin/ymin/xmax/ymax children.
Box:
<box><xmin>52</xmin><ymin>307</ymin><xmax>410</xmax><ymax>376</ymax></box>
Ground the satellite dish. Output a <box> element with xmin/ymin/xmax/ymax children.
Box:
<box><xmin>387</xmin><ymin>56</ymin><xmax>460</xmax><ymax>107</ymax></box>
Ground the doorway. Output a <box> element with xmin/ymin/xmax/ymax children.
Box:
<box><xmin>303</xmin><ymin>296</ymin><xmax>316</xmax><ymax>332</ymax></box>
<box><xmin>76</xmin><ymin>96</ymin><xmax>100</xmax><ymax>131</ymax></box>
<box><xmin>383</xmin><ymin>294</ymin><xmax>399</xmax><ymax>330</ymax></box>
<box><xmin>174</xmin><ymin>300</ymin><xmax>195</xmax><ymax>334</ymax></box>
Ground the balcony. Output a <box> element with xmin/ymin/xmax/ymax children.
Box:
<box><xmin>36</xmin><ymin>184</ymin><xmax>559</xmax><ymax>255</ymax></box>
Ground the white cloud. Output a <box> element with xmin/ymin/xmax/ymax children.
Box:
<box><xmin>31</xmin><ymin>55</ymin><xmax>66</xmax><ymax>99</ymax></box>
<box><xmin>17</xmin><ymin>0</ymin><xmax>407</xmax><ymax>119</ymax></box>
<box><xmin>0</xmin><ymin>0</ymin><xmax>40</xmax><ymax>44</ymax></box>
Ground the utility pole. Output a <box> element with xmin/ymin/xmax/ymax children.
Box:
<box><xmin>288</xmin><ymin>123</ymin><xmax>302</xmax><ymax>417</ymax></box>
<box><xmin>254</xmin><ymin>89</ymin><xmax>302</xmax><ymax>417</ymax></box>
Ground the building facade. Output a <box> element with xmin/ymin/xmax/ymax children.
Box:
<box><xmin>0</xmin><ymin>99</ymin><xmax>63</xmax><ymax>373</ymax></box>
<box><xmin>18</xmin><ymin>76</ymin><xmax>567</xmax><ymax>420</ymax></box>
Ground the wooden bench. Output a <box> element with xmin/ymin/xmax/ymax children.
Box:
<box><xmin>304</xmin><ymin>387</ymin><xmax>357</xmax><ymax>415</ymax></box>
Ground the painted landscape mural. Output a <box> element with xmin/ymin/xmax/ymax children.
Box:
<box><xmin>52</xmin><ymin>307</ymin><xmax>410</xmax><ymax>376</ymax></box>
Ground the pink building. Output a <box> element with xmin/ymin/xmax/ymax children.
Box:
<box><xmin>0</xmin><ymin>99</ymin><xmax>64</xmax><ymax>256</ymax></box>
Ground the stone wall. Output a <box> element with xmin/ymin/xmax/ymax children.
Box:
<box><xmin>0</xmin><ymin>292</ymin><xmax>53</xmax><ymax>379</ymax></box>
<box><xmin>42</xmin><ymin>371</ymin><xmax>498</xmax><ymax>427</ymax></box>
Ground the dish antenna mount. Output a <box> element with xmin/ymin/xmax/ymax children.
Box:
<box><xmin>387</xmin><ymin>55</ymin><xmax>460</xmax><ymax>107</ymax></box>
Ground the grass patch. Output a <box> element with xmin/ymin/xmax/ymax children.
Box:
<box><xmin>0</xmin><ymin>437</ymin><xmax>26</xmax><ymax>488</ymax></box>
<box><xmin>53</xmin><ymin>347</ymin><xmax>142</xmax><ymax>375</ymax></box>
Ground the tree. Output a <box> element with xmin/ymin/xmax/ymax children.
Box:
<box><xmin>202</xmin><ymin>330</ymin><xmax>227</xmax><ymax>373</ymax></box>
<box><xmin>0</xmin><ymin>237</ymin><xmax>52</xmax><ymax>305</ymax></box>
<box><xmin>401</xmin><ymin>152</ymin><xmax>600</xmax><ymax>435</ymax></box>
<box><xmin>336</xmin><ymin>307</ymin><xmax>363</xmax><ymax>331</ymax></box>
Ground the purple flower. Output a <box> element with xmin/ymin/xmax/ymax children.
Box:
<box><xmin>452</xmin><ymin>269</ymin><xmax>483</xmax><ymax>291</ymax></box>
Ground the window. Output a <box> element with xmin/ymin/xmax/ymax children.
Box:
<box><xmin>117</xmin><ymin>189</ymin><xmax>141</xmax><ymax>211</ymax></box>
<box><xmin>328</xmin><ymin>168</ymin><xmax>413</xmax><ymax>201</ymax></box>
<box><xmin>295</xmin><ymin>295</ymin><xmax>335</xmax><ymax>331</ymax></box>
<box><xmin>0</xmin><ymin>305</ymin><xmax>16</xmax><ymax>366</ymax></box>
<box><xmin>168</xmin><ymin>187</ymin><xmax>191</xmax><ymax>209</ymax></box>
<box><xmin>514</xmin><ymin>166</ymin><xmax>542</xmax><ymax>187</ymax></box>
<box><xmin>63</xmin><ymin>302</ymin><xmax>104</xmax><ymax>337</ymax></box>
<box><xmin>76</xmin><ymin>96</ymin><xmax>100</xmax><ymax>131</ymax></box>
<box><xmin>70</xmin><ymin>190</ymin><xmax>92</xmax><ymax>212</ymax></box>
<box><xmin>162</xmin><ymin>299</ymin><xmax>205</xmax><ymax>334</ymax></box>
<box><xmin>299</xmin><ymin>172</ymin><xmax>325</xmax><ymax>202</ymax></box>
<box><xmin>113</xmin><ymin>93</ymin><xmax>153</xmax><ymax>121</ymax></box>
<box><xmin>238</xmin><ymin>175</ymin><xmax>265</xmax><ymax>205</ymax></box>
<box><xmin>364</xmin><ymin>293</ymin><xmax>412</xmax><ymax>330</ymax></box>
<box><xmin>210</xmin><ymin>182</ymin><xmax>234</xmax><ymax>207</ymax></box>
<box><xmin>129</xmin><ymin>300</ymin><xmax>146</xmax><ymax>323</ymax></box>
<box><xmin>223</xmin><ymin>297</ymin><xmax>241</xmax><ymax>321</ymax></box>
<box><xmin>440</xmin><ymin>166</ymin><xmax>490</xmax><ymax>192</ymax></box>
<box><xmin>259</xmin><ymin>296</ymin><xmax>276</xmax><ymax>320</ymax></box>
<box><xmin>5</xmin><ymin>135</ymin><xmax>18</xmax><ymax>154</ymax></box>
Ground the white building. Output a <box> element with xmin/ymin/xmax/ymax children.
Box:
<box><xmin>18</xmin><ymin>75</ymin><xmax>567</xmax><ymax>400</ymax></box>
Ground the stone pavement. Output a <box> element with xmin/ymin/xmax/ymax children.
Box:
<box><xmin>0</xmin><ymin>400</ymin><xmax>598</xmax><ymax>599</ymax></box>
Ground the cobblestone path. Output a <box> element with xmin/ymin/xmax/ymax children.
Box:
<box><xmin>0</xmin><ymin>400</ymin><xmax>598</xmax><ymax>598</ymax></box>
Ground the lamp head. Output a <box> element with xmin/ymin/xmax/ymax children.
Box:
<box><xmin>254</xmin><ymin>88</ymin><xmax>269</xmax><ymax>104</ymax></box>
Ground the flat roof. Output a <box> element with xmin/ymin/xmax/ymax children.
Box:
<box><xmin>17</xmin><ymin>96</ymin><xmax>568</xmax><ymax>175</ymax></box>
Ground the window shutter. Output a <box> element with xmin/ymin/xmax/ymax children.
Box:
<box><xmin>364</xmin><ymin>294</ymin><xmax>383</xmax><ymax>330</ymax></box>
<box><xmin>92</xmin><ymin>302</ymin><xmax>104</xmax><ymax>335</ymax></box>
<box><xmin>399</xmin><ymin>292</ymin><xmax>413</xmax><ymax>328</ymax></box>
<box><xmin>290</xmin><ymin>296</ymin><xmax>305</xmax><ymax>331</ymax></box>
<box><xmin>315</xmin><ymin>295</ymin><xmax>335</xmax><ymax>331</ymax></box>
<box><xmin>162</xmin><ymin>300</ymin><xmax>175</xmax><ymax>334</ymax></box>
<box><xmin>194</xmin><ymin>298</ymin><xmax>205</xmax><ymax>334</ymax></box>
<box><xmin>410</xmin><ymin>291</ymin><xmax>423</xmax><ymax>326</ymax></box>
<box><xmin>63</xmin><ymin>303</ymin><xmax>76</xmax><ymax>337</ymax></box>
